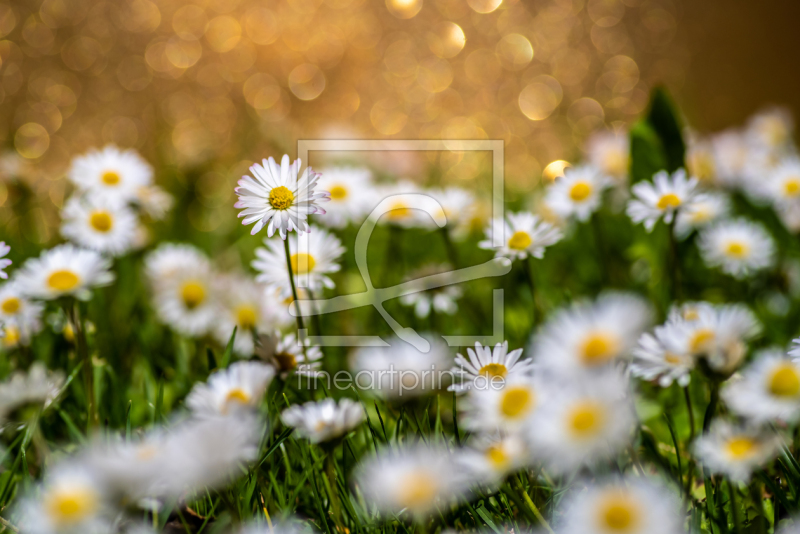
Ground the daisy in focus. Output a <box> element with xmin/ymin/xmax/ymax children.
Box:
<box><xmin>281</xmin><ymin>398</ymin><xmax>365</xmax><ymax>443</ymax></box>
<box><xmin>626</xmin><ymin>169</ymin><xmax>699</xmax><ymax>231</ymax></box>
<box><xmin>260</xmin><ymin>331</ymin><xmax>323</xmax><ymax>377</ymax></box>
<box><xmin>460</xmin><ymin>374</ymin><xmax>541</xmax><ymax>434</ymax></box>
<box><xmin>252</xmin><ymin>225</ymin><xmax>344</xmax><ymax>298</ymax></box>
<box><xmin>68</xmin><ymin>145</ymin><xmax>153</xmax><ymax>202</ymax></box>
<box><xmin>545</xmin><ymin>165</ymin><xmax>612</xmax><ymax>221</ymax></box>
<box><xmin>526</xmin><ymin>369</ymin><xmax>636</xmax><ymax>475</ymax></box>
<box><xmin>15</xmin><ymin>244</ymin><xmax>114</xmax><ymax>301</ymax></box>
<box><xmin>186</xmin><ymin>361</ymin><xmax>275</xmax><ymax>417</ymax></box>
<box><xmin>694</xmin><ymin>420</ymin><xmax>783</xmax><ymax>482</ymax></box>
<box><xmin>558</xmin><ymin>477</ymin><xmax>684</xmax><ymax>534</ymax></box>
<box><xmin>60</xmin><ymin>196</ymin><xmax>139</xmax><ymax>256</ymax></box>
<box><xmin>0</xmin><ymin>241</ymin><xmax>10</xmax><ymax>279</ymax></box>
<box><xmin>478</xmin><ymin>212</ymin><xmax>563</xmax><ymax>261</ymax></box>
<box><xmin>234</xmin><ymin>155</ymin><xmax>330</xmax><ymax>238</ymax></box>
<box><xmin>315</xmin><ymin>167</ymin><xmax>375</xmax><ymax>228</ymax></box>
<box><xmin>698</xmin><ymin>218</ymin><xmax>776</xmax><ymax>279</ymax></box>
<box><xmin>585</xmin><ymin>129</ymin><xmax>630</xmax><ymax>182</ymax></box>
<box><xmin>722</xmin><ymin>350</ymin><xmax>800</xmax><ymax>424</ymax></box>
<box><xmin>532</xmin><ymin>292</ymin><xmax>652</xmax><ymax>373</ymax></box>
<box><xmin>448</xmin><ymin>340</ymin><xmax>533</xmax><ymax>392</ymax></box>
<box><xmin>674</xmin><ymin>191</ymin><xmax>730</xmax><ymax>238</ymax></box>
<box><xmin>354</xmin><ymin>445</ymin><xmax>469</xmax><ymax>519</ymax></box>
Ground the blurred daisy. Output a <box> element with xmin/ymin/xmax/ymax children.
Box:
<box><xmin>144</xmin><ymin>243</ymin><xmax>211</xmax><ymax>289</ymax></box>
<box><xmin>430</xmin><ymin>186</ymin><xmax>477</xmax><ymax>233</ymax></box>
<box><xmin>0</xmin><ymin>363</ymin><xmax>64</xmax><ymax>421</ymax></box>
<box><xmin>532</xmin><ymin>292</ymin><xmax>652</xmax><ymax>373</ymax></box>
<box><xmin>711</xmin><ymin>129</ymin><xmax>753</xmax><ymax>188</ymax></box>
<box><xmin>686</xmin><ymin>137</ymin><xmax>718</xmax><ymax>183</ymax></box>
<box><xmin>134</xmin><ymin>185</ymin><xmax>174</xmax><ymax>220</ymax></box>
<box><xmin>698</xmin><ymin>218</ymin><xmax>776</xmax><ymax>278</ymax></box>
<box><xmin>213</xmin><ymin>275</ymin><xmax>279</xmax><ymax>356</ymax></box>
<box><xmin>350</xmin><ymin>336</ymin><xmax>451</xmax><ymax>400</ymax></box>
<box><xmin>674</xmin><ymin>192</ymin><xmax>730</xmax><ymax>238</ymax></box>
<box><xmin>545</xmin><ymin>165</ymin><xmax>612</xmax><ymax>221</ymax></box>
<box><xmin>0</xmin><ymin>282</ymin><xmax>44</xmax><ymax>340</ymax></box>
<box><xmin>790</xmin><ymin>337</ymin><xmax>800</xmax><ymax>360</ymax></box>
<box><xmin>527</xmin><ymin>369</ymin><xmax>635</xmax><ymax>475</ymax></box>
<box><xmin>694</xmin><ymin>420</ymin><xmax>783</xmax><ymax>482</ymax></box>
<box><xmin>765</xmin><ymin>158</ymin><xmax>800</xmax><ymax>209</ymax></box>
<box><xmin>60</xmin><ymin>196</ymin><xmax>139</xmax><ymax>256</ymax></box>
<box><xmin>17</xmin><ymin>465</ymin><xmax>111</xmax><ymax>534</ymax></box>
<box><xmin>0</xmin><ymin>241</ymin><xmax>10</xmax><ymax>279</ymax></box>
<box><xmin>315</xmin><ymin>167</ymin><xmax>375</xmax><ymax>228</ymax></box>
<box><xmin>747</xmin><ymin>107</ymin><xmax>794</xmax><ymax>151</ymax></box>
<box><xmin>281</xmin><ymin>398</ymin><xmax>365</xmax><ymax>443</ymax></box>
<box><xmin>723</xmin><ymin>350</ymin><xmax>800</xmax><ymax>424</ymax></box>
<box><xmin>478</xmin><ymin>212</ymin><xmax>563</xmax><ymax>261</ymax></box>
<box><xmin>399</xmin><ymin>264</ymin><xmax>462</xmax><ymax>319</ymax></box>
<box><xmin>16</xmin><ymin>244</ymin><xmax>114</xmax><ymax>301</ymax></box>
<box><xmin>626</xmin><ymin>169</ymin><xmax>699</xmax><ymax>231</ymax></box>
<box><xmin>375</xmin><ymin>181</ymin><xmax>430</xmax><ymax>228</ymax></box>
<box><xmin>558</xmin><ymin>477</ymin><xmax>684</xmax><ymax>534</ymax></box>
<box><xmin>461</xmin><ymin>374</ymin><xmax>541</xmax><ymax>434</ymax></box>
<box><xmin>68</xmin><ymin>145</ymin><xmax>153</xmax><ymax>202</ymax></box>
<box><xmin>630</xmin><ymin>324</ymin><xmax>695</xmax><ymax>387</ymax></box>
<box><xmin>456</xmin><ymin>433</ymin><xmax>532</xmax><ymax>486</ymax></box>
<box><xmin>259</xmin><ymin>331</ymin><xmax>323</xmax><ymax>377</ymax></box>
<box><xmin>355</xmin><ymin>445</ymin><xmax>469</xmax><ymax>519</ymax></box>
<box><xmin>585</xmin><ymin>129</ymin><xmax>630</xmax><ymax>182</ymax></box>
<box><xmin>253</xmin><ymin>225</ymin><xmax>344</xmax><ymax>299</ymax></box>
<box><xmin>448</xmin><ymin>341</ymin><xmax>533</xmax><ymax>393</ymax></box>
<box><xmin>235</xmin><ymin>154</ymin><xmax>330</xmax><ymax>238</ymax></box>
<box><xmin>152</xmin><ymin>260</ymin><xmax>217</xmax><ymax>337</ymax></box>
<box><xmin>186</xmin><ymin>361</ymin><xmax>275</xmax><ymax>417</ymax></box>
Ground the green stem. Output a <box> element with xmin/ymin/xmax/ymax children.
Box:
<box><xmin>684</xmin><ymin>385</ymin><xmax>696</xmax><ymax>443</ymax></box>
<box><xmin>283</xmin><ymin>238</ymin><xmax>309</xmax><ymax>363</ymax></box>
<box><xmin>523</xmin><ymin>257</ymin><xmax>540</xmax><ymax>325</ymax></box>
<box><xmin>513</xmin><ymin>476</ymin><xmax>554</xmax><ymax>534</ymax></box>
<box><xmin>667</xmin><ymin>219</ymin><xmax>682</xmax><ymax>302</ymax></box>
<box><xmin>439</xmin><ymin>226</ymin><xmax>459</xmax><ymax>268</ymax></box>
<box><xmin>67</xmin><ymin>302</ymin><xmax>96</xmax><ymax>430</ymax></box>
<box><xmin>728</xmin><ymin>480</ymin><xmax>741</xmax><ymax>534</ymax></box>
<box><xmin>325</xmin><ymin>452</ymin><xmax>344</xmax><ymax>531</ymax></box>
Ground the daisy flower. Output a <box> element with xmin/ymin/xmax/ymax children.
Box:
<box><xmin>15</xmin><ymin>244</ymin><xmax>114</xmax><ymax>301</ymax></box>
<box><xmin>429</xmin><ymin>186</ymin><xmax>477</xmax><ymax>234</ymax></box>
<box><xmin>558</xmin><ymin>477</ymin><xmax>684</xmax><ymax>534</ymax></box>
<box><xmin>765</xmin><ymin>158</ymin><xmax>800</xmax><ymax>209</ymax></box>
<box><xmin>686</xmin><ymin>137</ymin><xmax>718</xmax><ymax>184</ymax></box>
<box><xmin>375</xmin><ymin>181</ymin><xmax>431</xmax><ymax>228</ymax></box>
<box><xmin>252</xmin><ymin>225</ymin><xmax>344</xmax><ymax>299</ymax></box>
<box><xmin>698</xmin><ymin>218</ymin><xmax>776</xmax><ymax>279</ymax></box>
<box><xmin>151</xmin><ymin>259</ymin><xmax>217</xmax><ymax>337</ymax></box>
<box><xmin>68</xmin><ymin>145</ymin><xmax>153</xmax><ymax>202</ymax></box>
<box><xmin>144</xmin><ymin>243</ymin><xmax>211</xmax><ymax>289</ymax></box>
<box><xmin>747</xmin><ymin>106</ymin><xmax>794</xmax><ymax>151</ymax></box>
<box><xmin>350</xmin><ymin>336</ymin><xmax>452</xmax><ymax>400</ymax></box>
<box><xmin>60</xmin><ymin>195</ymin><xmax>139</xmax><ymax>256</ymax></box>
<box><xmin>460</xmin><ymin>374</ymin><xmax>541</xmax><ymax>434</ymax></box>
<box><xmin>0</xmin><ymin>241</ymin><xmax>10</xmax><ymax>279</ymax></box>
<box><xmin>213</xmin><ymin>275</ymin><xmax>280</xmax><ymax>356</ymax></box>
<box><xmin>630</xmin><ymin>324</ymin><xmax>695</xmax><ymax>387</ymax></box>
<box><xmin>710</xmin><ymin>129</ymin><xmax>753</xmax><ymax>188</ymax></box>
<box><xmin>354</xmin><ymin>445</ymin><xmax>470</xmax><ymax>519</ymax></box>
<box><xmin>0</xmin><ymin>363</ymin><xmax>64</xmax><ymax>421</ymax></box>
<box><xmin>790</xmin><ymin>337</ymin><xmax>800</xmax><ymax>360</ymax></box>
<box><xmin>722</xmin><ymin>350</ymin><xmax>800</xmax><ymax>424</ymax></box>
<box><xmin>531</xmin><ymin>292</ymin><xmax>652</xmax><ymax>374</ymax></box>
<box><xmin>448</xmin><ymin>340</ymin><xmax>534</xmax><ymax>392</ymax></box>
<box><xmin>0</xmin><ymin>282</ymin><xmax>44</xmax><ymax>341</ymax></box>
<box><xmin>134</xmin><ymin>184</ymin><xmax>174</xmax><ymax>220</ymax></box>
<box><xmin>478</xmin><ymin>212</ymin><xmax>563</xmax><ymax>261</ymax></box>
<box><xmin>626</xmin><ymin>169</ymin><xmax>699</xmax><ymax>231</ymax></box>
<box><xmin>526</xmin><ymin>369</ymin><xmax>636</xmax><ymax>475</ymax></box>
<box><xmin>259</xmin><ymin>331</ymin><xmax>323</xmax><ymax>377</ymax></box>
<box><xmin>674</xmin><ymin>191</ymin><xmax>730</xmax><ymax>238</ymax></box>
<box><xmin>16</xmin><ymin>465</ymin><xmax>111</xmax><ymax>534</ymax></box>
<box><xmin>315</xmin><ymin>167</ymin><xmax>375</xmax><ymax>228</ymax></box>
<box><xmin>281</xmin><ymin>398</ymin><xmax>365</xmax><ymax>443</ymax></box>
<box><xmin>186</xmin><ymin>361</ymin><xmax>275</xmax><ymax>417</ymax></box>
<box><xmin>694</xmin><ymin>420</ymin><xmax>783</xmax><ymax>482</ymax></box>
<box><xmin>585</xmin><ymin>129</ymin><xmax>630</xmax><ymax>182</ymax></box>
<box><xmin>545</xmin><ymin>165</ymin><xmax>612</xmax><ymax>221</ymax></box>
<box><xmin>455</xmin><ymin>432</ymin><xmax>533</xmax><ymax>486</ymax></box>
<box><xmin>234</xmin><ymin>154</ymin><xmax>330</xmax><ymax>238</ymax></box>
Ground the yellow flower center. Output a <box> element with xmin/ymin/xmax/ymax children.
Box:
<box><xmin>180</xmin><ymin>281</ymin><xmax>206</xmax><ymax>309</ymax></box>
<box><xmin>664</xmin><ymin>352</ymin><xmax>683</xmax><ymax>365</ymax></box>
<box><xmin>89</xmin><ymin>211</ymin><xmax>113</xmax><ymax>233</ymax></box>
<box><xmin>784</xmin><ymin>177</ymin><xmax>800</xmax><ymax>197</ymax></box>
<box><xmin>275</xmin><ymin>352</ymin><xmax>297</xmax><ymax>371</ymax></box>
<box><xmin>479</xmin><ymin>363</ymin><xmax>507</xmax><ymax>378</ymax></box>
<box><xmin>683</xmin><ymin>308</ymin><xmax>700</xmax><ymax>321</ymax></box>
<box><xmin>224</xmin><ymin>387</ymin><xmax>251</xmax><ymax>406</ymax></box>
<box><xmin>657</xmin><ymin>193</ymin><xmax>682</xmax><ymax>210</ymax></box>
<box><xmin>63</xmin><ymin>323</ymin><xmax>75</xmax><ymax>342</ymax></box>
<box><xmin>2</xmin><ymin>325</ymin><xmax>20</xmax><ymax>347</ymax></box>
<box><xmin>726</xmin><ymin>437</ymin><xmax>757</xmax><ymax>459</ymax></box>
<box><xmin>725</xmin><ymin>240</ymin><xmax>749</xmax><ymax>258</ymax></box>
<box><xmin>290</xmin><ymin>253</ymin><xmax>316</xmax><ymax>275</ymax></box>
<box><xmin>47</xmin><ymin>270</ymin><xmax>80</xmax><ymax>291</ymax></box>
<box><xmin>485</xmin><ymin>445</ymin><xmax>510</xmax><ymax>468</ymax></box>
<box><xmin>598</xmin><ymin>495</ymin><xmax>640</xmax><ymax>532</ymax></box>
<box><xmin>268</xmin><ymin>186</ymin><xmax>295</xmax><ymax>210</ymax></box>
<box><xmin>499</xmin><ymin>385</ymin><xmax>535</xmax><ymax>419</ymax></box>
<box><xmin>768</xmin><ymin>364</ymin><xmax>800</xmax><ymax>397</ymax></box>
<box><xmin>330</xmin><ymin>185</ymin><xmax>348</xmax><ymax>200</ymax></box>
<box><xmin>507</xmin><ymin>231</ymin><xmax>532</xmax><ymax>250</ymax></box>
<box><xmin>387</xmin><ymin>201</ymin><xmax>411</xmax><ymax>220</ymax></box>
<box><xmin>689</xmin><ymin>151</ymin><xmax>715</xmax><ymax>181</ymax></box>
<box><xmin>236</xmin><ymin>305</ymin><xmax>258</xmax><ymax>329</ymax></box>
<box><xmin>568</xmin><ymin>401</ymin><xmax>605</xmax><ymax>437</ymax></box>
<box><xmin>398</xmin><ymin>471</ymin><xmax>437</xmax><ymax>510</ymax></box>
<box><xmin>101</xmin><ymin>170</ymin><xmax>121</xmax><ymax>185</ymax></box>
<box><xmin>569</xmin><ymin>181</ymin><xmax>592</xmax><ymax>201</ymax></box>
<box><xmin>689</xmin><ymin>206</ymin><xmax>712</xmax><ymax>223</ymax></box>
<box><xmin>689</xmin><ymin>328</ymin><xmax>715</xmax><ymax>354</ymax></box>
<box><xmin>1</xmin><ymin>297</ymin><xmax>20</xmax><ymax>314</ymax></box>
<box><xmin>580</xmin><ymin>332</ymin><xmax>618</xmax><ymax>366</ymax></box>
<box><xmin>45</xmin><ymin>487</ymin><xmax>99</xmax><ymax>526</ymax></box>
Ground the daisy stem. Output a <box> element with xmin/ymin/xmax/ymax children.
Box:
<box><xmin>439</xmin><ymin>226</ymin><xmax>459</xmax><ymax>268</ymax></box>
<box><xmin>283</xmin><ymin>239</ymin><xmax>309</xmax><ymax>359</ymax></box>
<box><xmin>67</xmin><ymin>301</ymin><xmax>97</xmax><ymax>430</ymax></box>
<box><xmin>513</xmin><ymin>476</ymin><xmax>554</xmax><ymax>534</ymax></box>
<box><xmin>524</xmin><ymin>257</ymin><xmax>541</xmax><ymax>325</ymax></box>
<box><xmin>728</xmin><ymin>480</ymin><xmax>742</xmax><ymax>533</ymax></box>
<box><xmin>667</xmin><ymin>219</ymin><xmax>683</xmax><ymax>302</ymax></box>
<box><xmin>324</xmin><ymin>452</ymin><xmax>344</xmax><ymax>530</ymax></box>
<box><xmin>683</xmin><ymin>384</ymin><xmax>696</xmax><ymax>442</ymax></box>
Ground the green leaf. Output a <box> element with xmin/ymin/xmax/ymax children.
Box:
<box><xmin>629</xmin><ymin>121</ymin><xmax>666</xmax><ymax>183</ymax></box>
<box><xmin>646</xmin><ymin>87</ymin><xmax>685</xmax><ymax>172</ymax></box>
<box><xmin>220</xmin><ymin>327</ymin><xmax>237</xmax><ymax>369</ymax></box>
